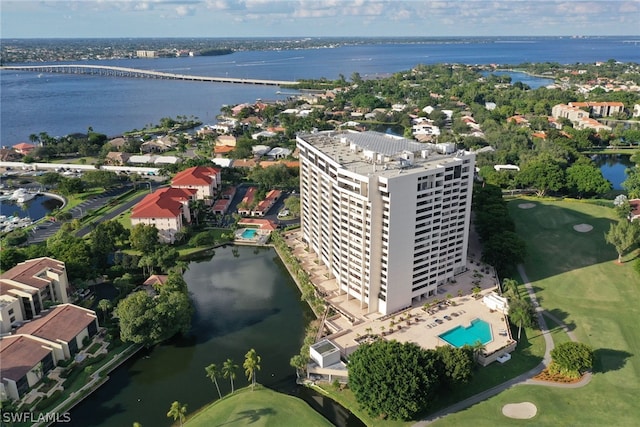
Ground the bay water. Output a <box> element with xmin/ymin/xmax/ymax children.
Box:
<box><xmin>2</xmin><ymin>37</ymin><xmax>639</xmax><ymax>145</ymax></box>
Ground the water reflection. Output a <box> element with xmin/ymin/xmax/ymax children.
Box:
<box><xmin>592</xmin><ymin>154</ymin><xmax>633</xmax><ymax>190</ymax></box>
<box><xmin>68</xmin><ymin>246</ymin><xmax>360</xmax><ymax>427</ymax></box>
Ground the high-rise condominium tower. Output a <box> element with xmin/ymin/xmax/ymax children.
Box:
<box><xmin>297</xmin><ymin>131</ymin><xmax>475</xmax><ymax>315</ymax></box>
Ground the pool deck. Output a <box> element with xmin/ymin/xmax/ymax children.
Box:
<box><xmin>282</xmin><ymin>229</ymin><xmax>515</xmax><ymax>362</ymax></box>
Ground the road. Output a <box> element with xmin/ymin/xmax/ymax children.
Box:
<box><xmin>26</xmin><ymin>182</ymin><xmax>161</xmax><ymax>244</ymax></box>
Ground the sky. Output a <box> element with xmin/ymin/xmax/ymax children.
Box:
<box><xmin>1</xmin><ymin>0</ymin><xmax>639</xmax><ymax>39</ymax></box>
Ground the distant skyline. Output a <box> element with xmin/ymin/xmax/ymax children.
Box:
<box><xmin>1</xmin><ymin>0</ymin><xmax>639</xmax><ymax>39</ymax></box>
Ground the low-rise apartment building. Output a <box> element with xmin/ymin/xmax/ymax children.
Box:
<box><xmin>0</xmin><ymin>304</ymin><xmax>98</xmax><ymax>400</ymax></box>
<box><xmin>171</xmin><ymin>166</ymin><xmax>222</xmax><ymax>205</ymax></box>
<box><xmin>0</xmin><ymin>257</ymin><xmax>70</xmax><ymax>323</ymax></box>
<box><xmin>130</xmin><ymin>187</ymin><xmax>196</xmax><ymax>243</ymax></box>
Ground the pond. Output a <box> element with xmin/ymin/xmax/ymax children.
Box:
<box><xmin>69</xmin><ymin>245</ymin><xmax>364</xmax><ymax>427</ymax></box>
<box><xmin>480</xmin><ymin>70</ymin><xmax>554</xmax><ymax>89</ymax></box>
<box><xmin>592</xmin><ymin>154</ymin><xmax>634</xmax><ymax>190</ymax></box>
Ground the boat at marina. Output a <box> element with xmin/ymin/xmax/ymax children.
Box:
<box><xmin>9</xmin><ymin>188</ymin><xmax>37</xmax><ymax>203</ymax></box>
<box><xmin>0</xmin><ymin>215</ymin><xmax>33</xmax><ymax>233</ymax></box>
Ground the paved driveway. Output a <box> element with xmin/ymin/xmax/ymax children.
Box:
<box><xmin>27</xmin><ymin>183</ymin><xmax>160</xmax><ymax>243</ymax></box>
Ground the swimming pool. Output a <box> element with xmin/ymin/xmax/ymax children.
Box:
<box><xmin>241</xmin><ymin>228</ymin><xmax>258</xmax><ymax>239</ymax></box>
<box><xmin>438</xmin><ymin>318</ymin><xmax>492</xmax><ymax>348</ymax></box>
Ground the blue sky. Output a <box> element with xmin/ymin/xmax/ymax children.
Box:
<box><xmin>1</xmin><ymin>0</ymin><xmax>639</xmax><ymax>38</ymax></box>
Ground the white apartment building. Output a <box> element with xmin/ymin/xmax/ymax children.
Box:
<box><xmin>297</xmin><ymin>131</ymin><xmax>475</xmax><ymax>315</ymax></box>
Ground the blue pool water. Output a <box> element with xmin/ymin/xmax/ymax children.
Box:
<box><xmin>439</xmin><ymin>318</ymin><xmax>492</xmax><ymax>348</ymax></box>
<box><xmin>241</xmin><ymin>228</ymin><xmax>258</xmax><ymax>239</ymax></box>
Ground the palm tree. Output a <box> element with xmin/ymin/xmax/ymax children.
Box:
<box><xmin>508</xmin><ymin>298</ymin><xmax>535</xmax><ymax>340</ymax></box>
<box><xmin>166</xmin><ymin>401</ymin><xmax>187</xmax><ymax>427</ymax></box>
<box><xmin>222</xmin><ymin>358</ymin><xmax>238</xmax><ymax>394</ymax></box>
<box><xmin>470</xmin><ymin>340</ymin><xmax>486</xmax><ymax>364</ymax></box>
<box><xmin>205</xmin><ymin>363</ymin><xmax>222</xmax><ymax>399</ymax></box>
<box><xmin>97</xmin><ymin>299</ymin><xmax>112</xmax><ymax>324</ymax></box>
<box><xmin>243</xmin><ymin>349</ymin><xmax>261</xmax><ymax>390</ymax></box>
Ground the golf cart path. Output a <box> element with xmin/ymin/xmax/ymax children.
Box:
<box><xmin>413</xmin><ymin>264</ymin><xmax>591</xmax><ymax>426</ymax></box>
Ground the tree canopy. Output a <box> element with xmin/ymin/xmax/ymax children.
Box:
<box><xmin>115</xmin><ymin>272</ymin><xmax>193</xmax><ymax>347</ymax></box>
<box><xmin>348</xmin><ymin>340</ymin><xmax>441</xmax><ymax>420</ymax></box>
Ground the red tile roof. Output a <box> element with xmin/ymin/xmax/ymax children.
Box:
<box><xmin>16</xmin><ymin>304</ymin><xmax>97</xmax><ymax>344</ymax></box>
<box><xmin>242</xmin><ymin>187</ymin><xmax>257</xmax><ymax>206</ymax></box>
<box><xmin>143</xmin><ymin>274</ymin><xmax>169</xmax><ymax>287</ymax></box>
<box><xmin>238</xmin><ymin>218</ymin><xmax>277</xmax><ymax>231</ymax></box>
<box><xmin>231</xmin><ymin>159</ymin><xmax>257</xmax><ymax>168</ymax></box>
<box><xmin>171</xmin><ymin>166</ymin><xmax>220</xmax><ymax>187</ymax></box>
<box><xmin>258</xmin><ymin>160</ymin><xmax>300</xmax><ymax>168</ymax></box>
<box><xmin>214</xmin><ymin>145</ymin><xmax>235</xmax><ymax>155</ymax></box>
<box><xmin>254</xmin><ymin>190</ymin><xmax>282</xmax><ymax>213</ymax></box>
<box><xmin>131</xmin><ymin>187</ymin><xmax>196</xmax><ymax>219</ymax></box>
<box><xmin>0</xmin><ymin>335</ymin><xmax>53</xmax><ymax>382</ymax></box>
<box><xmin>12</xmin><ymin>142</ymin><xmax>36</xmax><ymax>151</ymax></box>
<box><xmin>0</xmin><ymin>257</ymin><xmax>65</xmax><ymax>291</ymax></box>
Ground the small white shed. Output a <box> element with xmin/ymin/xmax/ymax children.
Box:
<box><xmin>310</xmin><ymin>339</ymin><xmax>341</xmax><ymax>368</ymax></box>
<box><xmin>482</xmin><ymin>292</ymin><xmax>510</xmax><ymax>314</ymax></box>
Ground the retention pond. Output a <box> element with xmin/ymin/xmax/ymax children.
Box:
<box><xmin>69</xmin><ymin>245</ymin><xmax>364</xmax><ymax>426</ymax></box>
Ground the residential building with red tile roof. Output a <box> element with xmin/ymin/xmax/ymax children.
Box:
<box><xmin>214</xmin><ymin>145</ymin><xmax>235</xmax><ymax>157</ymax></box>
<box><xmin>17</xmin><ymin>304</ymin><xmax>98</xmax><ymax>360</ymax></box>
<box><xmin>213</xmin><ymin>198</ymin><xmax>231</xmax><ymax>215</ymax></box>
<box><xmin>0</xmin><ymin>334</ymin><xmax>58</xmax><ymax>400</ymax></box>
<box><xmin>252</xmin><ymin>190</ymin><xmax>282</xmax><ymax>217</ymax></box>
<box><xmin>551</xmin><ymin>104</ymin><xmax>589</xmax><ymax>122</ymax></box>
<box><xmin>12</xmin><ymin>142</ymin><xmax>36</xmax><ymax>155</ymax></box>
<box><xmin>237</xmin><ymin>218</ymin><xmax>278</xmax><ymax>232</ymax></box>
<box><xmin>238</xmin><ymin>187</ymin><xmax>257</xmax><ymax>216</ymax></box>
<box><xmin>0</xmin><ymin>257</ymin><xmax>70</xmax><ymax>321</ymax></box>
<box><xmin>0</xmin><ymin>303</ymin><xmax>99</xmax><ymax>400</ymax></box>
<box><xmin>568</xmin><ymin>101</ymin><xmax>625</xmax><ymax>117</ymax></box>
<box><xmin>142</xmin><ymin>274</ymin><xmax>169</xmax><ymax>288</ymax></box>
<box><xmin>576</xmin><ymin>117</ymin><xmax>612</xmax><ymax>132</ymax></box>
<box><xmin>258</xmin><ymin>160</ymin><xmax>300</xmax><ymax>169</ymax></box>
<box><xmin>130</xmin><ymin>187</ymin><xmax>196</xmax><ymax>243</ymax></box>
<box><xmin>231</xmin><ymin>159</ymin><xmax>257</xmax><ymax>168</ymax></box>
<box><xmin>171</xmin><ymin>166</ymin><xmax>221</xmax><ymax>205</ymax></box>
<box><xmin>507</xmin><ymin>115</ymin><xmax>529</xmax><ymax>126</ymax></box>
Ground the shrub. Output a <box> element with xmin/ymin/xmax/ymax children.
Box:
<box><xmin>35</xmin><ymin>390</ymin><xmax>63</xmax><ymax>411</ymax></box>
<box><xmin>188</xmin><ymin>230</ymin><xmax>217</xmax><ymax>247</ymax></box>
<box><xmin>550</xmin><ymin>342</ymin><xmax>594</xmax><ymax>378</ymax></box>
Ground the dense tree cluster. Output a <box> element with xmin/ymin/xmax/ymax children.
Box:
<box><xmin>115</xmin><ymin>271</ymin><xmax>193</xmax><ymax>347</ymax></box>
<box><xmin>25</xmin><ymin>131</ymin><xmax>108</xmax><ymax>161</ymax></box>
<box><xmin>472</xmin><ymin>184</ymin><xmax>526</xmax><ymax>275</ymax></box>
<box><xmin>348</xmin><ymin>339</ymin><xmax>474</xmax><ymax>420</ymax></box>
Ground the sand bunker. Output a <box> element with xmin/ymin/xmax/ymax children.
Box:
<box><xmin>573</xmin><ymin>224</ymin><xmax>593</xmax><ymax>232</ymax></box>
<box><xmin>502</xmin><ymin>402</ymin><xmax>537</xmax><ymax>419</ymax></box>
<box><xmin>518</xmin><ymin>203</ymin><xmax>536</xmax><ymax>209</ymax></box>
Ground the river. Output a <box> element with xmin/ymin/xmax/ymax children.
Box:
<box><xmin>68</xmin><ymin>246</ymin><xmax>364</xmax><ymax>427</ymax></box>
<box><xmin>2</xmin><ymin>36</ymin><xmax>638</xmax><ymax>145</ymax></box>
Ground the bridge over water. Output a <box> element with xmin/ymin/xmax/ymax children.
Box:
<box><xmin>0</xmin><ymin>64</ymin><xmax>299</xmax><ymax>86</ymax></box>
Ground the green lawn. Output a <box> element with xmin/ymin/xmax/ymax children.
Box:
<box><xmin>184</xmin><ymin>385</ymin><xmax>334</xmax><ymax>427</ymax></box>
<box><xmin>432</xmin><ymin>198</ymin><xmax>640</xmax><ymax>427</ymax></box>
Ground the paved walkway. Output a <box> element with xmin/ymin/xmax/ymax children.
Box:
<box><xmin>413</xmin><ymin>264</ymin><xmax>591</xmax><ymax>426</ymax></box>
